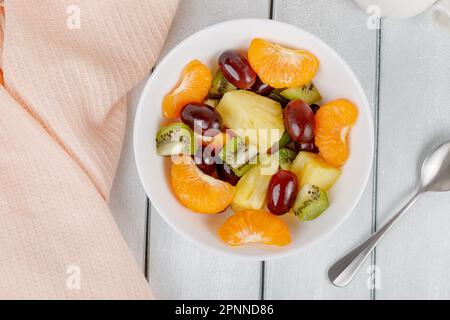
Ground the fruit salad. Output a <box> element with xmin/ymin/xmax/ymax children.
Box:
<box><xmin>155</xmin><ymin>38</ymin><xmax>358</xmax><ymax>247</ymax></box>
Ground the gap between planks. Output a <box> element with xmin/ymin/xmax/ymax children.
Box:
<box><xmin>369</xmin><ymin>19</ymin><xmax>382</xmax><ymax>301</ymax></box>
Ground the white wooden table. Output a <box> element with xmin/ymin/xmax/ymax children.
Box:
<box><xmin>108</xmin><ymin>0</ymin><xmax>450</xmax><ymax>300</ymax></box>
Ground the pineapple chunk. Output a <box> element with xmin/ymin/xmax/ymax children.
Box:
<box><xmin>290</xmin><ymin>152</ymin><xmax>341</xmax><ymax>190</ymax></box>
<box><xmin>216</xmin><ymin>90</ymin><xmax>284</xmax><ymax>151</ymax></box>
<box><xmin>231</xmin><ymin>153</ymin><xmax>279</xmax><ymax>212</ymax></box>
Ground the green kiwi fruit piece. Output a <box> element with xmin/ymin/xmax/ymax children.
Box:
<box><xmin>218</xmin><ymin>136</ymin><xmax>258</xmax><ymax>176</ymax></box>
<box><xmin>278</xmin><ymin>131</ymin><xmax>292</xmax><ymax>149</ymax></box>
<box><xmin>269</xmin><ymin>131</ymin><xmax>291</xmax><ymax>154</ymax></box>
<box><xmin>204</xmin><ymin>99</ymin><xmax>219</xmax><ymax>108</ymax></box>
<box><xmin>293</xmin><ymin>184</ymin><xmax>329</xmax><ymax>221</ymax></box>
<box><xmin>268</xmin><ymin>88</ymin><xmax>290</xmax><ymax>107</ymax></box>
<box><xmin>208</xmin><ymin>70</ymin><xmax>237</xmax><ymax>99</ymax></box>
<box><xmin>280</xmin><ymin>82</ymin><xmax>322</xmax><ymax>105</ymax></box>
<box><xmin>231</xmin><ymin>162</ymin><xmax>256</xmax><ymax>177</ymax></box>
<box><xmin>156</xmin><ymin>123</ymin><xmax>196</xmax><ymax>156</ymax></box>
<box><xmin>279</xmin><ymin>148</ymin><xmax>298</xmax><ymax>170</ymax></box>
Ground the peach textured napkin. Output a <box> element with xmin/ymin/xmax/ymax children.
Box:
<box><xmin>0</xmin><ymin>0</ymin><xmax>178</xmax><ymax>299</ymax></box>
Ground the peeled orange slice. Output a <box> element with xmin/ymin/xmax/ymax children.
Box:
<box><xmin>163</xmin><ymin>60</ymin><xmax>212</xmax><ymax>119</ymax></box>
<box><xmin>315</xmin><ymin>99</ymin><xmax>358</xmax><ymax>167</ymax></box>
<box><xmin>171</xmin><ymin>155</ymin><xmax>234</xmax><ymax>214</ymax></box>
<box><xmin>218</xmin><ymin>210</ymin><xmax>291</xmax><ymax>246</ymax></box>
<box><xmin>248</xmin><ymin>38</ymin><xmax>319</xmax><ymax>89</ymax></box>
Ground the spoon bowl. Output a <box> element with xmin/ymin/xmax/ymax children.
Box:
<box><xmin>420</xmin><ymin>141</ymin><xmax>450</xmax><ymax>192</ymax></box>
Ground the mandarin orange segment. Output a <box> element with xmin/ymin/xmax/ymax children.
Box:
<box><xmin>171</xmin><ymin>155</ymin><xmax>234</xmax><ymax>214</ymax></box>
<box><xmin>218</xmin><ymin>210</ymin><xmax>291</xmax><ymax>246</ymax></box>
<box><xmin>248</xmin><ymin>38</ymin><xmax>319</xmax><ymax>89</ymax></box>
<box><xmin>315</xmin><ymin>99</ymin><xmax>358</xmax><ymax>167</ymax></box>
<box><xmin>163</xmin><ymin>60</ymin><xmax>212</xmax><ymax>119</ymax></box>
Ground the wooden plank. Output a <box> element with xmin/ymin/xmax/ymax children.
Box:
<box><xmin>146</xmin><ymin>0</ymin><xmax>268</xmax><ymax>299</ymax></box>
<box><xmin>108</xmin><ymin>79</ymin><xmax>150</xmax><ymax>271</ymax></box>
<box><xmin>265</xmin><ymin>0</ymin><xmax>377</xmax><ymax>299</ymax></box>
<box><xmin>376</xmin><ymin>12</ymin><xmax>450</xmax><ymax>299</ymax></box>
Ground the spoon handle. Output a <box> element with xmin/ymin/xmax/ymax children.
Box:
<box><xmin>328</xmin><ymin>191</ymin><xmax>422</xmax><ymax>287</ymax></box>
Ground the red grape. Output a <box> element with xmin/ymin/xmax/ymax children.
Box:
<box><xmin>267</xmin><ymin>170</ymin><xmax>298</xmax><ymax>215</ymax></box>
<box><xmin>250</xmin><ymin>77</ymin><xmax>273</xmax><ymax>96</ymax></box>
<box><xmin>193</xmin><ymin>148</ymin><xmax>216</xmax><ymax>176</ymax></box>
<box><xmin>297</xmin><ymin>141</ymin><xmax>319</xmax><ymax>153</ymax></box>
<box><xmin>180</xmin><ymin>103</ymin><xmax>222</xmax><ymax>136</ymax></box>
<box><xmin>216</xmin><ymin>163</ymin><xmax>240</xmax><ymax>186</ymax></box>
<box><xmin>284</xmin><ymin>100</ymin><xmax>315</xmax><ymax>143</ymax></box>
<box><xmin>219</xmin><ymin>50</ymin><xmax>256</xmax><ymax>89</ymax></box>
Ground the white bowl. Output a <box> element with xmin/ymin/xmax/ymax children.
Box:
<box><xmin>134</xmin><ymin>19</ymin><xmax>374</xmax><ymax>260</ymax></box>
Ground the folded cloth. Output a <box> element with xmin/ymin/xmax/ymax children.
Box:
<box><xmin>0</xmin><ymin>0</ymin><xmax>178</xmax><ymax>299</ymax></box>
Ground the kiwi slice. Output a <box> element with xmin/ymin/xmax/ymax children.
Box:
<box><xmin>204</xmin><ymin>99</ymin><xmax>219</xmax><ymax>108</ymax></box>
<box><xmin>269</xmin><ymin>131</ymin><xmax>291</xmax><ymax>154</ymax></box>
<box><xmin>218</xmin><ymin>136</ymin><xmax>258</xmax><ymax>176</ymax></box>
<box><xmin>280</xmin><ymin>82</ymin><xmax>322</xmax><ymax>105</ymax></box>
<box><xmin>279</xmin><ymin>148</ymin><xmax>298</xmax><ymax>170</ymax></box>
<box><xmin>268</xmin><ymin>88</ymin><xmax>290</xmax><ymax>107</ymax></box>
<box><xmin>293</xmin><ymin>184</ymin><xmax>329</xmax><ymax>221</ymax></box>
<box><xmin>208</xmin><ymin>70</ymin><xmax>237</xmax><ymax>99</ymax></box>
<box><xmin>231</xmin><ymin>162</ymin><xmax>256</xmax><ymax>177</ymax></box>
<box><xmin>278</xmin><ymin>131</ymin><xmax>292</xmax><ymax>149</ymax></box>
<box><xmin>156</xmin><ymin>123</ymin><xmax>196</xmax><ymax>156</ymax></box>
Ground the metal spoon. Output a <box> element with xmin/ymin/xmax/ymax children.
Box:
<box><xmin>328</xmin><ymin>140</ymin><xmax>450</xmax><ymax>287</ymax></box>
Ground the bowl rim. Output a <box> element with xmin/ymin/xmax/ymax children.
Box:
<box><xmin>133</xmin><ymin>18</ymin><xmax>374</xmax><ymax>261</ymax></box>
